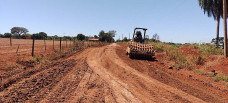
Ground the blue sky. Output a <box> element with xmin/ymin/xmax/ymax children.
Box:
<box><xmin>0</xmin><ymin>0</ymin><xmax>224</xmax><ymax>43</ymax></box>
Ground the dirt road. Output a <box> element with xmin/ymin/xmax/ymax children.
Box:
<box><xmin>0</xmin><ymin>43</ymin><xmax>227</xmax><ymax>102</ymax></box>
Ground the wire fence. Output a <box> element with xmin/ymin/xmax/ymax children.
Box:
<box><xmin>0</xmin><ymin>37</ymin><xmax>103</xmax><ymax>57</ymax></box>
<box><xmin>0</xmin><ymin>37</ymin><xmax>107</xmax><ymax>71</ymax></box>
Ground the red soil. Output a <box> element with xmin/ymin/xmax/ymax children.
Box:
<box><xmin>0</xmin><ymin>38</ymin><xmax>72</xmax><ymax>73</ymax></box>
<box><xmin>178</xmin><ymin>46</ymin><xmax>200</xmax><ymax>56</ymax></box>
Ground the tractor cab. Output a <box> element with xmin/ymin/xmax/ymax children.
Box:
<box><xmin>132</xmin><ymin>28</ymin><xmax>147</xmax><ymax>43</ymax></box>
<box><xmin>126</xmin><ymin>27</ymin><xmax>155</xmax><ymax>60</ymax></box>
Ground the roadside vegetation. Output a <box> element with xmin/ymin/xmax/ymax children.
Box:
<box><xmin>149</xmin><ymin>41</ymin><xmax>228</xmax><ymax>85</ymax></box>
<box><xmin>14</xmin><ymin>41</ymin><xmax>109</xmax><ymax>68</ymax></box>
<box><xmin>116</xmin><ymin>30</ymin><xmax>227</xmax><ymax>86</ymax></box>
<box><xmin>0</xmin><ymin>26</ymin><xmax>116</xmax><ymax>72</ymax></box>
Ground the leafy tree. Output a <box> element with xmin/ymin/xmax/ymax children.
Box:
<box><xmin>123</xmin><ymin>37</ymin><xmax>129</xmax><ymax>42</ymax></box>
<box><xmin>21</xmin><ymin>34</ymin><xmax>32</xmax><ymax>39</ymax></box>
<box><xmin>0</xmin><ymin>34</ymin><xmax>3</xmax><ymax>38</ymax></box>
<box><xmin>53</xmin><ymin>35</ymin><xmax>59</xmax><ymax>40</ymax></box>
<box><xmin>116</xmin><ymin>39</ymin><xmax>122</xmax><ymax>42</ymax></box>
<box><xmin>211</xmin><ymin>37</ymin><xmax>224</xmax><ymax>46</ymax></box>
<box><xmin>11</xmin><ymin>27</ymin><xmax>28</xmax><ymax>37</ymax></box>
<box><xmin>94</xmin><ymin>35</ymin><xmax>99</xmax><ymax>38</ymax></box>
<box><xmin>98</xmin><ymin>30</ymin><xmax>115</xmax><ymax>42</ymax></box>
<box><xmin>98</xmin><ymin>30</ymin><xmax>105</xmax><ymax>40</ymax></box>
<box><xmin>4</xmin><ymin>33</ymin><xmax>12</xmax><ymax>38</ymax></box>
<box><xmin>32</xmin><ymin>32</ymin><xmax>47</xmax><ymax>39</ymax></box>
<box><xmin>63</xmin><ymin>36</ymin><xmax>73</xmax><ymax>40</ymax></box>
<box><xmin>198</xmin><ymin>0</ymin><xmax>228</xmax><ymax>45</ymax></box>
<box><xmin>46</xmin><ymin>36</ymin><xmax>53</xmax><ymax>40</ymax></box>
<box><xmin>76</xmin><ymin>34</ymin><xmax>86</xmax><ymax>41</ymax></box>
<box><xmin>107</xmin><ymin>30</ymin><xmax>116</xmax><ymax>37</ymax></box>
<box><xmin>85</xmin><ymin>36</ymin><xmax>89</xmax><ymax>41</ymax></box>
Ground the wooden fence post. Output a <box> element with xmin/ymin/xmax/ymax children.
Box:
<box><xmin>60</xmin><ymin>37</ymin><xmax>62</xmax><ymax>50</ymax></box>
<box><xmin>53</xmin><ymin>37</ymin><xmax>55</xmax><ymax>49</ymax></box>
<box><xmin>44</xmin><ymin>37</ymin><xmax>46</xmax><ymax>51</ymax></box>
<box><xmin>66</xmin><ymin>39</ymin><xmax>67</xmax><ymax>48</ymax></box>
<box><xmin>16</xmin><ymin>44</ymin><xmax>20</xmax><ymax>53</ymax></box>
<box><xmin>10</xmin><ymin>36</ymin><xmax>12</xmax><ymax>47</ymax></box>
<box><xmin>32</xmin><ymin>35</ymin><xmax>35</xmax><ymax>57</ymax></box>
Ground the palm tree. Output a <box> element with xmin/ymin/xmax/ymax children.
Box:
<box><xmin>198</xmin><ymin>0</ymin><xmax>223</xmax><ymax>46</ymax></box>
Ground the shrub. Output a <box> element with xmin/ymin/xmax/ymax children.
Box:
<box><xmin>28</xmin><ymin>56</ymin><xmax>43</xmax><ymax>62</ymax></box>
<box><xmin>198</xmin><ymin>44</ymin><xmax>223</xmax><ymax>55</ymax></box>
<box><xmin>213</xmin><ymin>75</ymin><xmax>228</xmax><ymax>82</ymax></box>
<box><xmin>193</xmin><ymin>69</ymin><xmax>204</xmax><ymax>75</ymax></box>
<box><xmin>192</xmin><ymin>55</ymin><xmax>205</xmax><ymax>65</ymax></box>
<box><xmin>153</xmin><ymin>42</ymin><xmax>165</xmax><ymax>52</ymax></box>
<box><xmin>166</xmin><ymin>47</ymin><xmax>191</xmax><ymax>69</ymax></box>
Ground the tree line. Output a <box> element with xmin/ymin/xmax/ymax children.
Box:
<box><xmin>0</xmin><ymin>27</ymin><xmax>116</xmax><ymax>42</ymax></box>
<box><xmin>116</xmin><ymin>33</ymin><xmax>160</xmax><ymax>42</ymax></box>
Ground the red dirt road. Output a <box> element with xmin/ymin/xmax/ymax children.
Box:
<box><xmin>0</xmin><ymin>43</ymin><xmax>227</xmax><ymax>102</ymax></box>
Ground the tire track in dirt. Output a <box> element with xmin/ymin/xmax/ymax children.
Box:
<box><xmin>0</xmin><ymin>48</ymin><xmax>116</xmax><ymax>103</ymax></box>
<box><xmin>40</xmin><ymin>59</ymin><xmax>89</xmax><ymax>102</ymax></box>
<box><xmin>0</xmin><ymin>59</ymin><xmax>76</xmax><ymax>102</ymax></box>
<box><xmin>0</xmin><ymin>62</ymin><xmax>59</xmax><ymax>92</ymax></box>
<box><xmin>117</xmin><ymin>43</ymin><xmax>228</xmax><ymax>102</ymax></box>
<box><xmin>41</xmin><ymin>59</ymin><xmax>115</xmax><ymax>103</ymax></box>
<box><xmin>0</xmin><ymin>43</ymin><xmax>226</xmax><ymax>102</ymax></box>
<box><xmin>86</xmin><ymin>44</ymin><xmax>205</xmax><ymax>103</ymax></box>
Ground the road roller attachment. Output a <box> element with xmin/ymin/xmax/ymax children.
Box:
<box><xmin>126</xmin><ymin>28</ymin><xmax>155</xmax><ymax>60</ymax></box>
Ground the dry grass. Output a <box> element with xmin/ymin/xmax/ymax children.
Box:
<box><xmin>0</xmin><ymin>62</ymin><xmax>18</xmax><ymax>72</ymax></box>
<box><xmin>191</xmin><ymin>55</ymin><xmax>205</xmax><ymax>65</ymax></box>
<box><xmin>0</xmin><ymin>39</ymin><xmax>108</xmax><ymax>71</ymax></box>
<box><xmin>189</xmin><ymin>43</ymin><xmax>223</xmax><ymax>56</ymax></box>
<box><xmin>193</xmin><ymin>69</ymin><xmax>205</xmax><ymax>75</ymax></box>
<box><xmin>150</xmin><ymin>42</ymin><xmax>223</xmax><ymax>70</ymax></box>
<box><xmin>166</xmin><ymin>48</ymin><xmax>191</xmax><ymax>69</ymax></box>
<box><xmin>23</xmin><ymin>41</ymin><xmax>108</xmax><ymax>63</ymax></box>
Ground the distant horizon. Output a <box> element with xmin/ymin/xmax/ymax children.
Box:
<box><xmin>0</xmin><ymin>0</ymin><xmax>225</xmax><ymax>43</ymax></box>
<box><xmin>0</xmin><ymin>26</ymin><xmax>219</xmax><ymax>44</ymax></box>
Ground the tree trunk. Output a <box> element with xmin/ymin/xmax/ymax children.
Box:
<box><xmin>216</xmin><ymin>15</ymin><xmax>220</xmax><ymax>46</ymax></box>
<box><xmin>223</xmin><ymin>0</ymin><xmax>228</xmax><ymax>57</ymax></box>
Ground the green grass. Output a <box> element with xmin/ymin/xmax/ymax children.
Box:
<box><xmin>213</xmin><ymin>75</ymin><xmax>228</xmax><ymax>82</ymax></box>
<box><xmin>151</xmin><ymin>42</ymin><xmax>165</xmax><ymax>52</ymax></box>
<box><xmin>28</xmin><ymin>56</ymin><xmax>43</xmax><ymax>62</ymax></box>
<box><xmin>145</xmin><ymin>42</ymin><xmax>222</xmax><ymax>70</ymax></box>
<box><xmin>165</xmin><ymin>46</ymin><xmax>191</xmax><ymax>69</ymax></box>
<box><xmin>149</xmin><ymin>42</ymin><xmax>191</xmax><ymax>69</ymax></box>
<box><xmin>193</xmin><ymin>69</ymin><xmax>204</xmax><ymax>75</ymax></box>
<box><xmin>189</xmin><ymin>43</ymin><xmax>223</xmax><ymax>56</ymax></box>
<box><xmin>193</xmin><ymin>69</ymin><xmax>216</xmax><ymax>77</ymax></box>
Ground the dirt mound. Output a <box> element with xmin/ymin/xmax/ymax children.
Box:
<box><xmin>178</xmin><ymin>46</ymin><xmax>200</xmax><ymax>56</ymax></box>
<box><xmin>206</xmin><ymin>57</ymin><xmax>228</xmax><ymax>75</ymax></box>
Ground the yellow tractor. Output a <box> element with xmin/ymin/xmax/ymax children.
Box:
<box><xmin>126</xmin><ymin>28</ymin><xmax>155</xmax><ymax>60</ymax></box>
